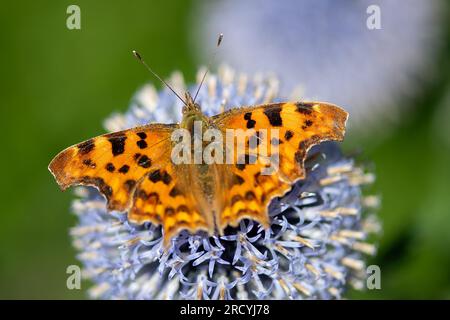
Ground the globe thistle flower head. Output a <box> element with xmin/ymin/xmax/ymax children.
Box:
<box><xmin>71</xmin><ymin>66</ymin><xmax>380</xmax><ymax>299</ymax></box>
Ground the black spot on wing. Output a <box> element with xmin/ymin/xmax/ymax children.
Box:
<box><xmin>82</xmin><ymin>159</ymin><xmax>96</xmax><ymax>168</ymax></box>
<box><xmin>161</xmin><ymin>171</ymin><xmax>172</xmax><ymax>185</ymax></box>
<box><xmin>108</xmin><ymin>134</ymin><xmax>127</xmax><ymax>156</ymax></box>
<box><xmin>284</xmin><ymin>130</ymin><xmax>294</xmax><ymax>141</ymax></box>
<box><xmin>302</xmin><ymin>119</ymin><xmax>314</xmax><ymax>130</ymax></box>
<box><xmin>165</xmin><ymin>207</ymin><xmax>176</xmax><ymax>216</ymax></box>
<box><xmin>148</xmin><ymin>169</ymin><xmax>171</xmax><ymax>184</ymax></box>
<box><xmin>136</xmin><ymin>189</ymin><xmax>149</xmax><ymax>200</ymax></box>
<box><xmin>118</xmin><ymin>164</ymin><xmax>129</xmax><ymax>174</ymax></box>
<box><xmin>244</xmin><ymin>112</ymin><xmax>256</xmax><ymax>129</ymax></box>
<box><xmin>77</xmin><ymin>139</ymin><xmax>95</xmax><ymax>155</ymax></box>
<box><xmin>137</xmin><ymin>140</ymin><xmax>148</xmax><ymax>149</ymax></box>
<box><xmin>263</xmin><ymin>106</ymin><xmax>282</xmax><ymax>126</ymax></box>
<box><xmin>137</xmin><ymin>155</ymin><xmax>152</xmax><ymax>168</ymax></box>
<box><xmin>245</xmin><ymin>191</ymin><xmax>256</xmax><ymax>201</ymax></box>
<box><xmin>149</xmin><ymin>169</ymin><xmax>161</xmax><ymax>183</ymax></box>
<box><xmin>231</xmin><ymin>174</ymin><xmax>245</xmax><ymax>186</ymax></box>
<box><xmin>136</xmin><ymin>132</ymin><xmax>147</xmax><ymax>139</ymax></box>
<box><xmin>177</xmin><ymin>205</ymin><xmax>189</xmax><ymax>213</ymax></box>
<box><xmin>106</xmin><ymin>163</ymin><xmax>115</xmax><ymax>172</ymax></box>
<box><xmin>231</xmin><ymin>194</ymin><xmax>243</xmax><ymax>205</ymax></box>
<box><xmin>295</xmin><ymin>102</ymin><xmax>313</xmax><ymax>115</ymax></box>
<box><xmin>169</xmin><ymin>186</ymin><xmax>182</xmax><ymax>197</ymax></box>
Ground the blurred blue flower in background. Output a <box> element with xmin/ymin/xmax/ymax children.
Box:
<box><xmin>71</xmin><ymin>66</ymin><xmax>380</xmax><ymax>299</ymax></box>
<box><xmin>192</xmin><ymin>0</ymin><xmax>444</xmax><ymax>137</ymax></box>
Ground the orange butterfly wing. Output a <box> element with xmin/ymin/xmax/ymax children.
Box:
<box><xmin>49</xmin><ymin>124</ymin><xmax>177</xmax><ymax>211</ymax></box>
<box><xmin>129</xmin><ymin>163</ymin><xmax>214</xmax><ymax>245</ymax></box>
<box><xmin>49</xmin><ymin>123</ymin><xmax>212</xmax><ymax>245</ymax></box>
<box><xmin>212</xmin><ymin>101</ymin><xmax>348</xmax><ymax>231</ymax></box>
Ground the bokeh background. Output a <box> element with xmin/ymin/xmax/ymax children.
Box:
<box><xmin>0</xmin><ymin>0</ymin><xmax>449</xmax><ymax>299</ymax></box>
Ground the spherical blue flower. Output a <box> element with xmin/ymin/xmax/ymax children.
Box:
<box><xmin>71</xmin><ymin>66</ymin><xmax>380</xmax><ymax>299</ymax></box>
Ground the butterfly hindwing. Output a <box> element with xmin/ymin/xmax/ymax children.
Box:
<box><xmin>129</xmin><ymin>164</ymin><xmax>212</xmax><ymax>245</ymax></box>
<box><xmin>219</xmin><ymin>161</ymin><xmax>289</xmax><ymax>231</ymax></box>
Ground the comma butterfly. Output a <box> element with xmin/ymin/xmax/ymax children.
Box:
<box><xmin>49</xmin><ymin>43</ymin><xmax>348</xmax><ymax>247</ymax></box>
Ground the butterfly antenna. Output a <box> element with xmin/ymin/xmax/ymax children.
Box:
<box><xmin>192</xmin><ymin>33</ymin><xmax>223</xmax><ymax>103</ymax></box>
<box><xmin>132</xmin><ymin>50</ymin><xmax>187</xmax><ymax>105</ymax></box>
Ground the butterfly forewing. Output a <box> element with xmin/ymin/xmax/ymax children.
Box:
<box><xmin>49</xmin><ymin>123</ymin><xmax>177</xmax><ymax>212</ymax></box>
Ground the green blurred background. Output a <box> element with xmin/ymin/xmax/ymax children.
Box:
<box><xmin>0</xmin><ymin>0</ymin><xmax>449</xmax><ymax>299</ymax></box>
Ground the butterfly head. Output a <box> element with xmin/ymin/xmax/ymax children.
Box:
<box><xmin>182</xmin><ymin>91</ymin><xmax>201</xmax><ymax>113</ymax></box>
<box><xmin>180</xmin><ymin>91</ymin><xmax>208</xmax><ymax>131</ymax></box>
